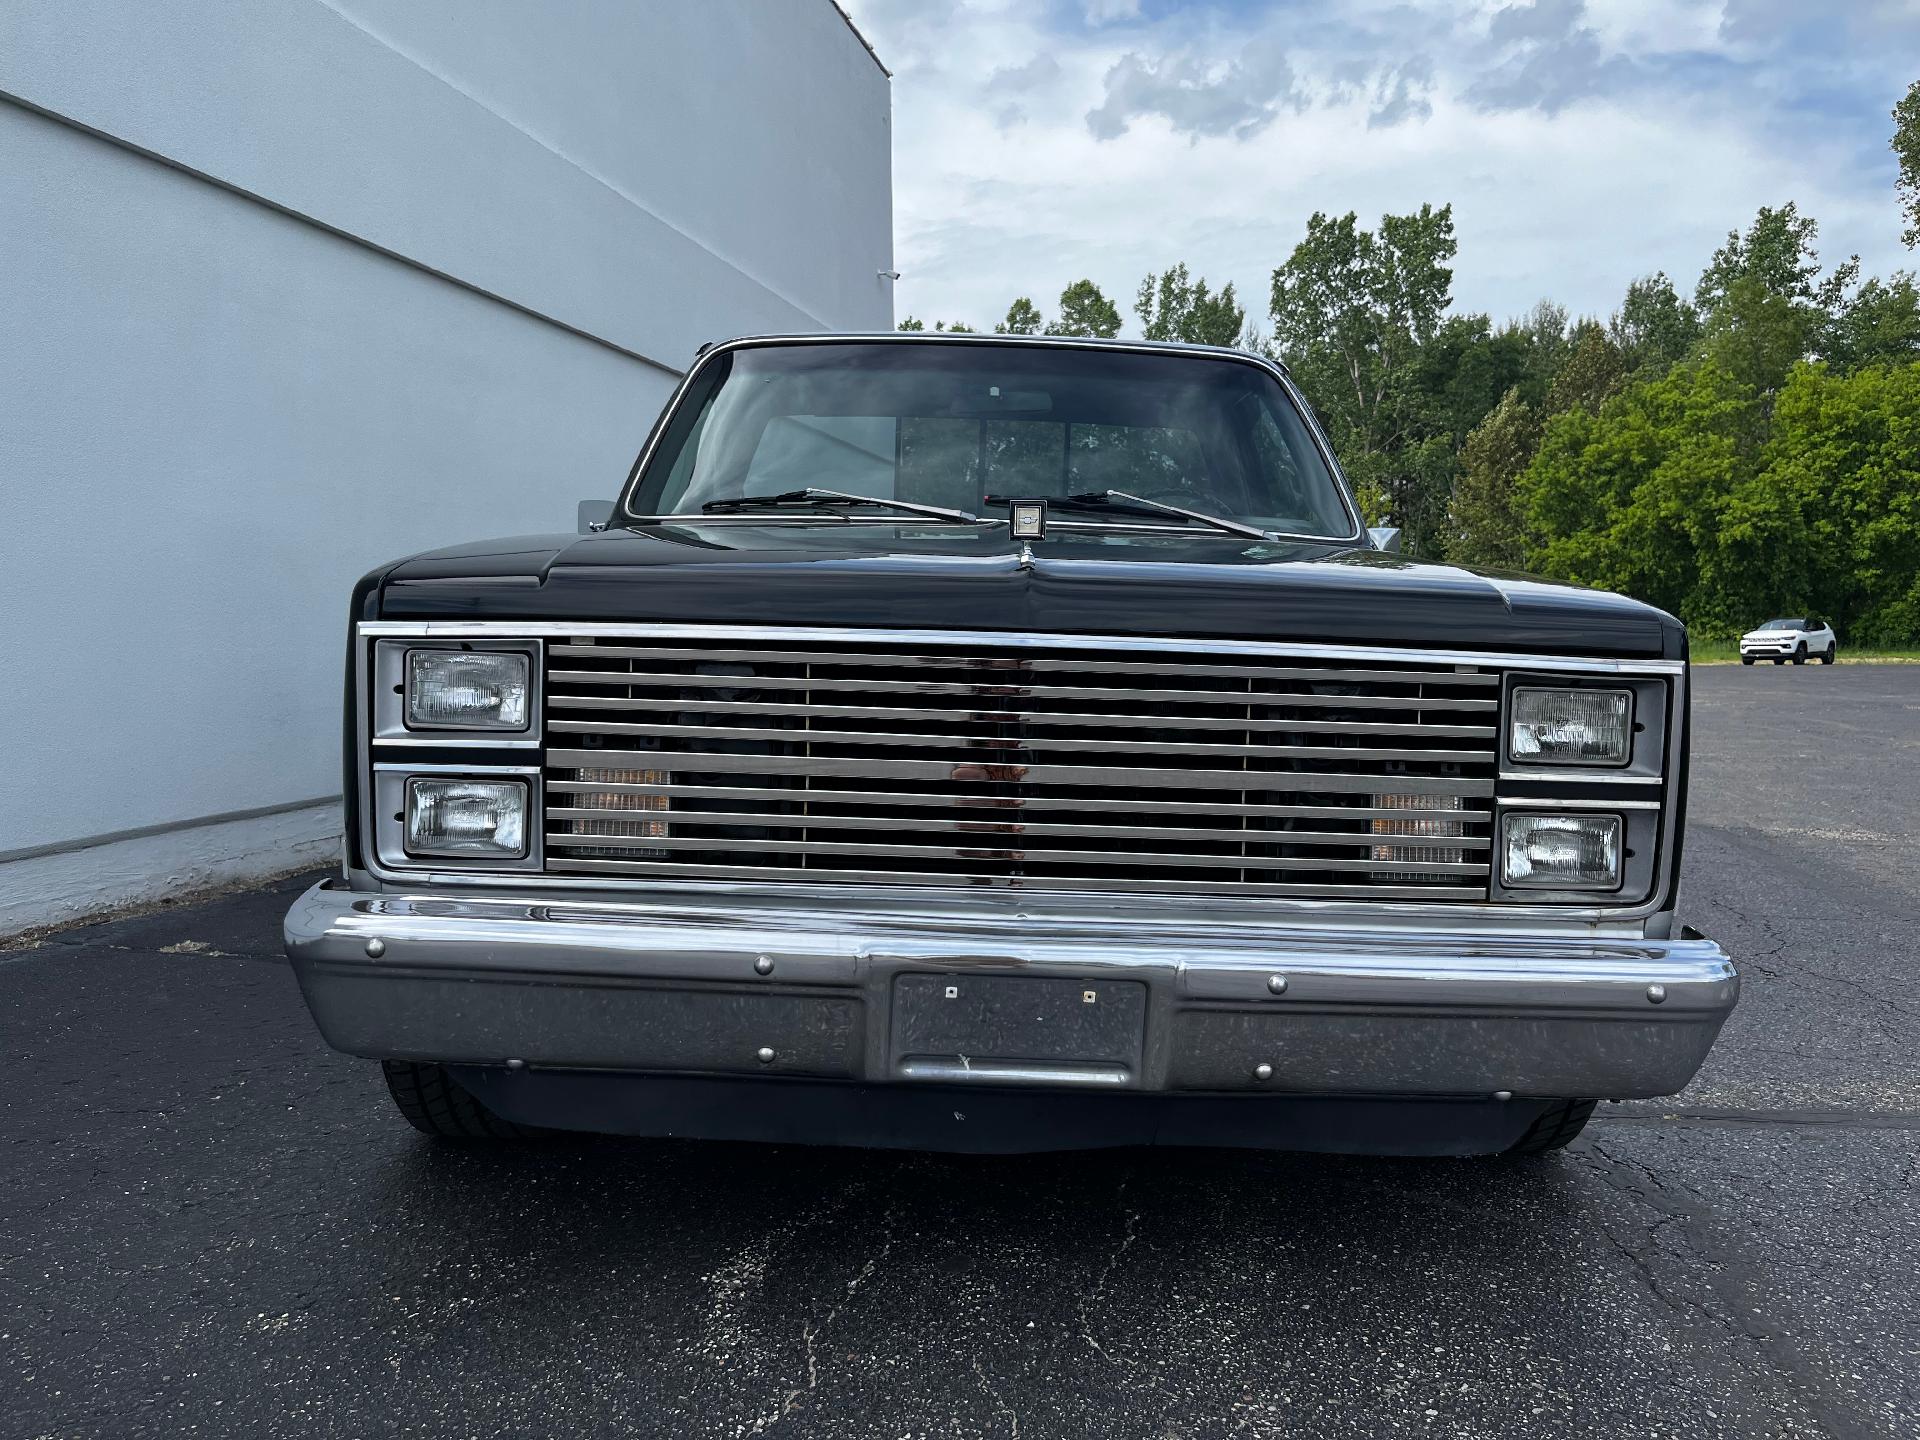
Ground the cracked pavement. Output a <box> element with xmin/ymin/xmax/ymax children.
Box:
<box><xmin>3</xmin><ymin>664</ymin><xmax>1917</xmax><ymax>1438</ymax></box>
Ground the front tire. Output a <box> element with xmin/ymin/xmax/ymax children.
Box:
<box><xmin>1792</xmin><ymin>644</ymin><xmax>1807</xmax><ymax>664</ymax></box>
<box><xmin>382</xmin><ymin>1059</ymin><xmax>539</xmax><ymax>1139</ymax></box>
<box><xmin>1505</xmin><ymin>1098</ymin><xmax>1596</xmax><ymax>1155</ymax></box>
<box><xmin>1741</xmin><ymin>654</ymin><xmax>1755</xmax><ymax>665</ymax></box>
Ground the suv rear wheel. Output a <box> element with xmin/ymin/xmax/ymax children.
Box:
<box><xmin>1822</xmin><ymin>644</ymin><xmax>1837</xmax><ymax>664</ymax></box>
<box><xmin>382</xmin><ymin>1059</ymin><xmax>540</xmax><ymax>1139</ymax></box>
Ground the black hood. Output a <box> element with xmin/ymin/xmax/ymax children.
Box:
<box><xmin>366</xmin><ymin>522</ymin><xmax>1683</xmax><ymax>659</ymax></box>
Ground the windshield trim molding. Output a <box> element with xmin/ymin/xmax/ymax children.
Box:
<box><xmin>614</xmin><ymin>335</ymin><xmax>1368</xmax><ymax>547</ymax></box>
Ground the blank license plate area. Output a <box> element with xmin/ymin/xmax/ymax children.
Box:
<box><xmin>891</xmin><ymin>974</ymin><xmax>1147</xmax><ymax>1086</ymax></box>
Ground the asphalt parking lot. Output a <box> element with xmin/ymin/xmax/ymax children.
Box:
<box><xmin>5</xmin><ymin>664</ymin><xmax>1917</xmax><ymax>1439</ymax></box>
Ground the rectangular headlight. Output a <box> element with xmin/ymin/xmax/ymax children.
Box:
<box><xmin>1509</xmin><ymin>687</ymin><xmax>1631</xmax><ymax>766</ymax></box>
<box><xmin>1501</xmin><ymin>812</ymin><xmax>1621</xmax><ymax>889</ymax></box>
<box><xmin>404</xmin><ymin>778</ymin><xmax>529</xmax><ymax>858</ymax></box>
<box><xmin>406</xmin><ymin>650</ymin><xmax>530</xmax><ymax>731</ymax></box>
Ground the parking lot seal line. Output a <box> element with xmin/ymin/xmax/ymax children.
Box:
<box><xmin>1596</xmin><ymin>1106</ymin><xmax>1920</xmax><ymax>1131</ymax></box>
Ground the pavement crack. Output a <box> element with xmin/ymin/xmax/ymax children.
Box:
<box><xmin>780</xmin><ymin>1191</ymin><xmax>899</xmax><ymax>1419</ymax></box>
<box><xmin>973</xmin><ymin>1355</ymin><xmax>1021</xmax><ymax>1438</ymax></box>
<box><xmin>1582</xmin><ymin>1137</ymin><xmax>1879</xmax><ymax>1440</ymax></box>
<box><xmin>1077</xmin><ymin>1172</ymin><xmax>1140</xmax><ymax>1367</ymax></box>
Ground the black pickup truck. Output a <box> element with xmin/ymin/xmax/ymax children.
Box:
<box><xmin>284</xmin><ymin>333</ymin><xmax>1737</xmax><ymax>1156</ymax></box>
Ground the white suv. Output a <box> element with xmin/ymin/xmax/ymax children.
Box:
<box><xmin>1740</xmin><ymin>617</ymin><xmax>1836</xmax><ymax>665</ymax></box>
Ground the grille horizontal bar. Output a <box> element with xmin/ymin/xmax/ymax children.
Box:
<box><xmin>546</xmin><ymin>780</ymin><xmax>1480</xmax><ymax>822</ymax></box>
<box><xmin>546</xmin><ymin>669</ymin><xmax>1500</xmax><ymax>712</ymax></box>
<box><xmin>543</xmin><ymin>830</ymin><xmax>1489</xmax><ymax>875</ymax></box>
<box><xmin>548</xmin><ymin>856</ymin><xmax>1488</xmax><ymax>900</ymax></box>
<box><xmin>545</xmin><ymin>806</ymin><xmax>1494</xmax><ymax>849</ymax></box>
<box><xmin>549</xmin><ymin>748</ymin><xmax>1493</xmax><ymax>795</ymax></box>
<box><xmin>550</xmin><ymin>719</ymin><xmax>1492</xmax><ymax>765</ymax></box>
<box><xmin>549</xmin><ymin>644</ymin><xmax>1501</xmax><ymax>688</ymax></box>
<box><xmin>543</xmin><ymin>634</ymin><xmax>1501</xmax><ymax>900</ymax></box>
<box><xmin>549</xmin><ymin>693</ymin><xmax>1494</xmax><ymax>738</ymax></box>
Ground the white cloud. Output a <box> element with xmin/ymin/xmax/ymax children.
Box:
<box><xmin>843</xmin><ymin>0</ymin><xmax>1915</xmax><ymax>336</ymax></box>
<box><xmin>1086</xmin><ymin>43</ymin><xmax>1300</xmax><ymax>142</ymax></box>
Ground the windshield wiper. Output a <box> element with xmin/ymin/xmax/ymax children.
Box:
<box><xmin>695</xmin><ymin>488</ymin><xmax>981</xmax><ymax>525</ymax></box>
<box><xmin>1055</xmin><ymin>490</ymin><xmax>1273</xmax><ymax>541</ymax></box>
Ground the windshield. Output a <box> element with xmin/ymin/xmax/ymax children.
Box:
<box><xmin>624</xmin><ymin>341</ymin><xmax>1360</xmax><ymax>541</ymax></box>
<box><xmin>1760</xmin><ymin>618</ymin><xmax>1807</xmax><ymax>630</ymax></box>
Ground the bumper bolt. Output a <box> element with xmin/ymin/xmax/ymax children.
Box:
<box><xmin>1646</xmin><ymin>984</ymin><xmax>1668</xmax><ymax>1004</ymax></box>
<box><xmin>506</xmin><ymin>1058</ymin><xmax>526</xmax><ymax>1071</ymax></box>
<box><xmin>364</xmin><ymin>938</ymin><xmax>385</xmax><ymax>958</ymax></box>
<box><xmin>1492</xmin><ymin>1089</ymin><xmax>1513</xmax><ymax>1102</ymax></box>
<box><xmin>754</xmin><ymin>956</ymin><xmax>775</xmax><ymax>976</ymax></box>
<box><xmin>1252</xmin><ymin>1062</ymin><xmax>1273</xmax><ymax>1081</ymax></box>
<box><xmin>756</xmin><ymin>1047</ymin><xmax>776</xmax><ymax>1065</ymax></box>
<box><xmin>1266</xmin><ymin>974</ymin><xmax>1288</xmax><ymax>995</ymax></box>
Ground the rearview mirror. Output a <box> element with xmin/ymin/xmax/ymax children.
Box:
<box><xmin>1367</xmin><ymin>525</ymin><xmax>1402</xmax><ymax>553</ymax></box>
<box><xmin>578</xmin><ymin>500</ymin><xmax>615</xmax><ymax>534</ymax></box>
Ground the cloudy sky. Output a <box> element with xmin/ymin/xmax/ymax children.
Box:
<box><xmin>840</xmin><ymin>0</ymin><xmax>1918</xmax><ymax>337</ymax></box>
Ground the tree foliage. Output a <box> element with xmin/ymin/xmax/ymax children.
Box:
<box><xmin>1267</xmin><ymin>205</ymin><xmax>1460</xmax><ymax>551</ymax></box>
<box><xmin>1611</xmin><ymin>273</ymin><xmax>1700</xmax><ymax>375</ymax></box>
<box><xmin>1696</xmin><ymin>202</ymin><xmax>1855</xmax><ymax>312</ymax></box>
<box><xmin>896</xmin><ymin>316</ymin><xmax>976</xmax><ymax>333</ymax></box>
<box><xmin>1135</xmin><ymin>264</ymin><xmax>1245</xmax><ymax>346</ymax></box>
<box><xmin>1896</xmin><ymin>80</ymin><xmax>1920</xmax><ymax>249</ymax></box>
<box><xmin>996</xmin><ymin>297</ymin><xmax>1044</xmax><ymax>335</ymax></box>
<box><xmin>1048</xmin><ymin>279</ymin><xmax>1124</xmax><ymax>338</ymax></box>
<box><xmin>1447</xmin><ymin>387</ymin><xmax>1538</xmax><ymax>571</ymax></box>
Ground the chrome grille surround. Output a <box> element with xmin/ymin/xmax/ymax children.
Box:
<box><xmin>541</xmin><ymin>635</ymin><xmax>1507</xmax><ymax>900</ymax></box>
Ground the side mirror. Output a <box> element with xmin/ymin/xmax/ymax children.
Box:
<box><xmin>1367</xmin><ymin>525</ymin><xmax>1402</xmax><ymax>553</ymax></box>
<box><xmin>577</xmin><ymin>500</ymin><xmax>615</xmax><ymax>534</ymax></box>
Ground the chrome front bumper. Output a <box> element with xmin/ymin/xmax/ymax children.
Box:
<box><xmin>284</xmin><ymin>882</ymin><xmax>1738</xmax><ymax>1102</ymax></box>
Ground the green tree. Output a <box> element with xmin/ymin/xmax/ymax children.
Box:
<box><xmin>1610</xmin><ymin>273</ymin><xmax>1700</xmax><ymax>376</ymax></box>
<box><xmin>1447</xmin><ymin>387</ymin><xmax>1538</xmax><ymax>570</ymax></box>
<box><xmin>1896</xmin><ymin>80</ymin><xmax>1920</xmax><ymax>248</ymax></box>
<box><xmin>1135</xmin><ymin>264</ymin><xmax>1245</xmax><ymax>346</ymax></box>
<box><xmin>1518</xmin><ymin>360</ymin><xmax>1771</xmax><ymax>630</ymax></box>
<box><xmin>1701</xmin><ymin>276</ymin><xmax>1817</xmax><ymax>394</ymax></box>
<box><xmin>1544</xmin><ymin>323</ymin><xmax>1629</xmax><ymax>417</ymax></box>
<box><xmin>1267</xmin><ymin>204</ymin><xmax>1458</xmax><ymax>546</ymax></box>
<box><xmin>1825</xmin><ymin>274</ymin><xmax>1920</xmax><ymax>370</ymax></box>
<box><xmin>1696</xmin><ymin>202</ymin><xmax>1857</xmax><ymax>313</ymax></box>
<box><xmin>1404</xmin><ymin>313</ymin><xmax>1529</xmax><ymax>447</ymax></box>
<box><xmin>897</xmin><ymin>316</ymin><xmax>925</xmax><ymax>331</ymax></box>
<box><xmin>996</xmin><ymin>297</ymin><xmax>1044</xmax><ymax>335</ymax></box>
<box><xmin>1046</xmin><ymin>279</ymin><xmax>1123</xmax><ymax>338</ymax></box>
<box><xmin>1755</xmin><ymin>362</ymin><xmax>1920</xmax><ymax>642</ymax></box>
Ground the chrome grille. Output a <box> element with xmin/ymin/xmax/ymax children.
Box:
<box><xmin>542</xmin><ymin>636</ymin><xmax>1500</xmax><ymax>899</ymax></box>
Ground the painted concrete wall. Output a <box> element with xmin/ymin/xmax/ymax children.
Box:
<box><xmin>0</xmin><ymin>0</ymin><xmax>892</xmax><ymax>933</ymax></box>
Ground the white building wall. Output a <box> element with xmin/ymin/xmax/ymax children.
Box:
<box><xmin>0</xmin><ymin>0</ymin><xmax>892</xmax><ymax>933</ymax></box>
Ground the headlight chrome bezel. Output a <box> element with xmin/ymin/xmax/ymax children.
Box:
<box><xmin>370</xmin><ymin>764</ymin><xmax>545</xmax><ymax>873</ymax></box>
<box><xmin>370</xmin><ymin>639</ymin><xmax>543</xmax><ymax>747</ymax></box>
